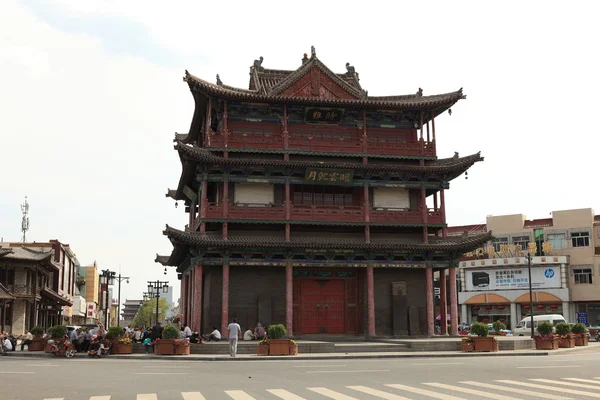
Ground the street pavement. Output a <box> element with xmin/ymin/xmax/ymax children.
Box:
<box><xmin>2</xmin><ymin>347</ymin><xmax>600</xmax><ymax>400</ymax></box>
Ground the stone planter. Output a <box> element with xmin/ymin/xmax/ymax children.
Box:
<box><xmin>558</xmin><ymin>335</ymin><xmax>575</xmax><ymax>348</ymax></box>
<box><xmin>28</xmin><ymin>338</ymin><xmax>45</xmax><ymax>351</ymax></box>
<box><xmin>257</xmin><ymin>344</ymin><xmax>269</xmax><ymax>356</ymax></box>
<box><xmin>574</xmin><ymin>335</ymin><xmax>589</xmax><ymax>346</ymax></box>
<box><xmin>289</xmin><ymin>344</ymin><xmax>298</xmax><ymax>355</ymax></box>
<box><xmin>267</xmin><ymin>339</ymin><xmax>292</xmax><ymax>355</ymax></box>
<box><xmin>535</xmin><ymin>337</ymin><xmax>559</xmax><ymax>350</ymax></box>
<box><xmin>118</xmin><ymin>343</ymin><xmax>133</xmax><ymax>354</ymax></box>
<box><xmin>174</xmin><ymin>345</ymin><xmax>190</xmax><ymax>355</ymax></box>
<box><xmin>473</xmin><ymin>337</ymin><xmax>498</xmax><ymax>352</ymax></box>
<box><xmin>154</xmin><ymin>340</ymin><xmax>175</xmax><ymax>355</ymax></box>
<box><xmin>461</xmin><ymin>341</ymin><xmax>475</xmax><ymax>352</ymax></box>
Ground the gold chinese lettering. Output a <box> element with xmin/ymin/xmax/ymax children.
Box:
<box><xmin>325</xmin><ymin>111</ymin><xmax>338</xmax><ymax>120</ymax></box>
<box><xmin>306</xmin><ymin>171</ymin><xmax>317</xmax><ymax>180</ymax></box>
<box><xmin>312</xmin><ymin>111</ymin><xmax>322</xmax><ymax>120</ymax></box>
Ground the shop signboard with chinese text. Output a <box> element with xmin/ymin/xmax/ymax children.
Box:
<box><xmin>86</xmin><ymin>302</ymin><xmax>97</xmax><ymax>318</ymax></box>
<box><xmin>465</xmin><ymin>266</ymin><xmax>560</xmax><ymax>291</ymax></box>
<box><xmin>578</xmin><ymin>312</ymin><xmax>589</xmax><ymax>326</ymax></box>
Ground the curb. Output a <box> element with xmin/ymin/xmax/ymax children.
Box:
<box><xmin>4</xmin><ymin>351</ymin><xmax>548</xmax><ymax>361</ymax></box>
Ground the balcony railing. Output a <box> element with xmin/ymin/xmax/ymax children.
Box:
<box><xmin>208</xmin><ymin>134</ymin><xmax>435</xmax><ymax>157</ymax></box>
<box><xmin>205</xmin><ymin>203</ymin><xmax>444</xmax><ymax>225</ymax></box>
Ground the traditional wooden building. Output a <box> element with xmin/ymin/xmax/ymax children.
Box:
<box><xmin>156</xmin><ymin>48</ymin><xmax>490</xmax><ymax>337</ymax></box>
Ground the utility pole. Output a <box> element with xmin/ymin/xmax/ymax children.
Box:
<box><xmin>115</xmin><ymin>274</ymin><xmax>130</xmax><ymax>327</ymax></box>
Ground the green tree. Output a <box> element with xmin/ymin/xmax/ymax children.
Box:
<box><xmin>132</xmin><ymin>297</ymin><xmax>170</xmax><ymax>328</ymax></box>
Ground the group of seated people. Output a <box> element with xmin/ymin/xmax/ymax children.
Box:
<box><xmin>196</xmin><ymin>322</ymin><xmax>267</xmax><ymax>342</ymax></box>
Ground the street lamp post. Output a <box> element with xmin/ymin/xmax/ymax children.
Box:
<box><xmin>115</xmin><ymin>274</ymin><xmax>130</xmax><ymax>327</ymax></box>
<box><xmin>526</xmin><ymin>242</ymin><xmax>538</xmax><ymax>339</ymax></box>
<box><xmin>147</xmin><ymin>280</ymin><xmax>169</xmax><ymax>326</ymax></box>
<box><xmin>100</xmin><ymin>269</ymin><xmax>115</xmax><ymax>327</ymax></box>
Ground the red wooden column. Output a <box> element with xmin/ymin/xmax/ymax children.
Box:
<box><xmin>420</xmin><ymin>187</ymin><xmax>428</xmax><ymax>242</ymax></box>
<box><xmin>204</xmin><ymin>100</ymin><xmax>212</xmax><ymax>146</ymax></box>
<box><xmin>222</xmin><ymin>100</ymin><xmax>229</xmax><ymax>159</ymax></box>
<box><xmin>366</xmin><ymin>264</ymin><xmax>375</xmax><ymax>337</ymax></box>
<box><xmin>222</xmin><ymin>177</ymin><xmax>229</xmax><ymax>239</ymax></box>
<box><xmin>221</xmin><ymin>263</ymin><xmax>230</xmax><ymax>337</ymax></box>
<box><xmin>449</xmin><ymin>267</ymin><xmax>459</xmax><ymax>336</ymax></box>
<box><xmin>431</xmin><ymin>110</ymin><xmax>436</xmax><ymax>143</ymax></box>
<box><xmin>180</xmin><ymin>274</ymin><xmax>186</xmax><ymax>323</ymax></box>
<box><xmin>440</xmin><ymin>268</ymin><xmax>448</xmax><ymax>335</ymax></box>
<box><xmin>200</xmin><ymin>175</ymin><xmax>208</xmax><ymax>235</ymax></box>
<box><xmin>425</xmin><ymin>267</ymin><xmax>434</xmax><ymax>336</ymax></box>
<box><xmin>440</xmin><ymin>188</ymin><xmax>447</xmax><ymax>239</ymax></box>
<box><xmin>364</xmin><ymin>183</ymin><xmax>370</xmax><ymax>243</ymax></box>
<box><xmin>285</xmin><ymin>180</ymin><xmax>291</xmax><ymax>240</ymax></box>
<box><xmin>362</xmin><ymin>109</ymin><xmax>368</xmax><ymax>164</ymax></box>
<box><xmin>187</xmin><ymin>268</ymin><xmax>193</xmax><ymax>326</ymax></box>
<box><xmin>283</xmin><ymin>105</ymin><xmax>289</xmax><ymax>161</ymax></box>
<box><xmin>286</xmin><ymin>260</ymin><xmax>293</xmax><ymax>336</ymax></box>
<box><xmin>192</xmin><ymin>261</ymin><xmax>203</xmax><ymax>333</ymax></box>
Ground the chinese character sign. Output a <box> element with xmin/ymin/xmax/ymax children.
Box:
<box><xmin>465</xmin><ymin>266</ymin><xmax>560</xmax><ymax>291</ymax></box>
<box><xmin>304</xmin><ymin>108</ymin><xmax>344</xmax><ymax>124</ymax></box>
<box><xmin>304</xmin><ymin>168</ymin><xmax>354</xmax><ymax>185</ymax></box>
<box><xmin>577</xmin><ymin>312</ymin><xmax>589</xmax><ymax>326</ymax></box>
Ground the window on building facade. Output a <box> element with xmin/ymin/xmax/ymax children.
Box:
<box><xmin>574</xmin><ymin>267</ymin><xmax>593</xmax><ymax>284</ymax></box>
<box><xmin>492</xmin><ymin>237</ymin><xmax>509</xmax><ymax>252</ymax></box>
<box><xmin>511</xmin><ymin>235</ymin><xmax>530</xmax><ymax>251</ymax></box>
<box><xmin>547</xmin><ymin>232</ymin><xmax>567</xmax><ymax>249</ymax></box>
<box><xmin>571</xmin><ymin>231</ymin><xmax>590</xmax><ymax>248</ymax></box>
<box><xmin>293</xmin><ymin>185</ymin><xmax>355</xmax><ymax>206</ymax></box>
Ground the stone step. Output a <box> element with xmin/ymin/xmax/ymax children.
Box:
<box><xmin>132</xmin><ymin>341</ymin><xmax>335</xmax><ymax>354</ymax></box>
<box><xmin>334</xmin><ymin>343</ymin><xmax>410</xmax><ymax>353</ymax></box>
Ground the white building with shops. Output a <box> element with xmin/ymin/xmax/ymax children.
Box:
<box><xmin>458</xmin><ymin>255</ymin><xmax>570</xmax><ymax>329</ymax></box>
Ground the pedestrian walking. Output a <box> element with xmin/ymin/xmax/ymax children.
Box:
<box><xmin>227</xmin><ymin>318</ymin><xmax>242</xmax><ymax>357</ymax></box>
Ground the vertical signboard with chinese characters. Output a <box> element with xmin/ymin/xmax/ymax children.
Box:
<box><xmin>86</xmin><ymin>302</ymin><xmax>97</xmax><ymax>319</ymax></box>
<box><xmin>577</xmin><ymin>312</ymin><xmax>589</xmax><ymax>326</ymax></box>
<box><xmin>465</xmin><ymin>266</ymin><xmax>561</xmax><ymax>291</ymax></box>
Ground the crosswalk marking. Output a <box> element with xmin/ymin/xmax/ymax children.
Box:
<box><xmin>225</xmin><ymin>390</ymin><xmax>257</xmax><ymax>400</ymax></box>
<box><xmin>42</xmin><ymin>398</ymin><xmax>63</xmax><ymax>400</ymax></box>
<box><xmin>89</xmin><ymin>397</ymin><xmax>111</xmax><ymax>400</ymax></box>
<box><xmin>531</xmin><ymin>378</ymin><xmax>600</xmax><ymax>391</ymax></box>
<box><xmin>424</xmin><ymin>383</ymin><xmax>521</xmax><ymax>400</ymax></box>
<box><xmin>347</xmin><ymin>385</ymin><xmax>411</xmax><ymax>399</ymax></box>
<box><xmin>460</xmin><ymin>381</ymin><xmax>572</xmax><ymax>400</ymax></box>
<box><xmin>181</xmin><ymin>392</ymin><xmax>207</xmax><ymax>400</ymax></box>
<box><xmin>385</xmin><ymin>384</ymin><xmax>466</xmax><ymax>400</ymax></box>
<box><xmin>137</xmin><ymin>395</ymin><xmax>158</xmax><ymax>400</ymax></box>
<box><xmin>563</xmin><ymin>378</ymin><xmax>600</xmax><ymax>385</ymax></box>
<box><xmin>308</xmin><ymin>387</ymin><xmax>359</xmax><ymax>399</ymax></box>
<box><xmin>496</xmin><ymin>380</ymin><xmax>600</xmax><ymax>398</ymax></box>
<box><xmin>266</xmin><ymin>389</ymin><xmax>306</xmax><ymax>400</ymax></box>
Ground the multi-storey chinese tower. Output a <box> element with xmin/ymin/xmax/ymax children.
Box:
<box><xmin>156</xmin><ymin>48</ymin><xmax>490</xmax><ymax>337</ymax></box>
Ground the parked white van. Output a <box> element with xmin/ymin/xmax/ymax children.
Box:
<box><xmin>513</xmin><ymin>314</ymin><xmax>566</xmax><ymax>336</ymax></box>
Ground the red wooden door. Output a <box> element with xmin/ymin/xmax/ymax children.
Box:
<box><xmin>299</xmin><ymin>279</ymin><xmax>346</xmax><ymax>334</ymax></box>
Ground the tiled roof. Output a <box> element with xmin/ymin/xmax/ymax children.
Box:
<box><xmin>0</xmin><ymin>248</ymin><xmax>13</xmax><ymax>257</ymax></box>
<box><xmin>165</xmin><ymin>189</ymin><xmax>177</xmax><ymax>200</ymax></box>
<box><xmin>175</xmin><ymin>142</ymin><xmax>483</xmax><ymax>174</ymax></box>
<box><xmin>0</xmin><ymin>247</ymin><xmax>54</xmax><ymax>262</ymax></box>
<box><xmin>163</xmin><ymin>225</ymin><xmax>491</xmax><ymax>252</ymax></box>
<box><xmin>446</xmin><ymin>224</ymin><xmax>487</xmax><ymax>237</ymax></box>
<box><xmin>155</xmin><ymin>254</ymin><xmax>171</xmax><ymax>266</ymax></box>
<box><xmin>41</xmin><ymin>287</ymin><xmax>72</xmax><ymax>306</ymax></box>
<box><xmin>524</xmin><ymin>218</ymin><xmax>553</xmax><ymax>228</ymax></box>
<box><xmin>0</xmin><ymin>283</ymin><xmax>14</xmax><ymax>300</ymax></box>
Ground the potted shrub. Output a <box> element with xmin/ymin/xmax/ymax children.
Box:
<box><xmin>46</xmin><ymin>325</ymin><xmax>68</xmax><ymax>352</ymax></box>
<box><xmin>461</xmin><ymin>336</ymin><xmax>475</xmax><ymax>352</ymax></box>
<box><xmin>572</xmin><ymin>323</ymin><xmax>589</xmax><ymax>346</ymax></box>
<box><xmin>28</xmin><ymin>326</ymin><xmax>45</xmax><ymax>351</ymax></box>
<box><xmin>289</xmin><ymin>339</ymin><xmax>298</xmax><ymax>355</ymax></box>
<box><xmin>106</xmin><ymin>326</ymin><xmax>125</xmax><ymax>351</ymax></box>
<box><xmin>491</xmin><ymin>321</ymin><xmax>507</xmax><ymax>336</ymax></box>
<box><xmin>555</xmin><ymin>322</ymin><xmax>574</xmax><ymax>348</ymax></box>
<box><xmin>118</xmin><ymin>337</ymin><xmax>133</xmax><ymax>354</ymax></box>
<box><xmin>173</xmin><ymin>338</ymin><xmax>190</xmax><ymax>355</ymax></box>
<box><xmin>267</xmin><ymin>324</ymin><xmax>293</xmax><ymax>355</ymax></box>
<box><xmin>470</xmin><ymin>322</ymin><xmax>498</xmax><ymax>352</ymax></box>
<box><xmin>257</xmin><ymin>339</ymin><xmax>269</xmax><ymax>356</ymax></box>
<box><xmin>155</xmin><ymin>324</ymin><xmax>179</xmax><ymax>355</ymax></box>
<box><xmin>535</xmin><ymin>321</ymin><xmax>558</xmax><ymax>350</ymax></box>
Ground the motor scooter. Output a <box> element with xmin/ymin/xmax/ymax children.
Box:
<box><xmin>595</xmin><ymin>331</ymin><xmax>600</xmax><ymax>342</ymax></box>
<box><xmin>48</xmin><ymin>339</ymin><xmax>75</xmax><ymax>358</ymax></box>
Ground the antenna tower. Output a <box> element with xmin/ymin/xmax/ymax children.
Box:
<box><xmin>21</xmin><ymin>196</ymin><xmax>30</xmax><ymax>242</ymax></box>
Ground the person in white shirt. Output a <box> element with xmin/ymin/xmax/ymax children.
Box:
<box><xmin>207</xmin><ymin>327</ymin><xmax>221</xmax><ymax>341</ymax></box>
<box><xmin>227</xmin><ymin>318</ymin><xmax>242</xmax><ymax>357</ymax></box>
<box><xmin>243</xmin><ymin>329</ymin><xmax>255</xmax><ymax>341</ymax></box>
<box><xmin>20</xmin><ymin>330</ymin><xmax>33</xmax><ymax>351</ymax></box>
<box><xmin>183</xmin><ymin>324</ymin><xmax>192</xmax><ymax>338</ymax></box>
<box><xmin>3</xmin><ymin>337</ymin><xmax>13</xmax><ymax>351</ymax></box>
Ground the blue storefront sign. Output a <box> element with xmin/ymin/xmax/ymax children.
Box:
<box><xmin>577</xmin><ymin>312</ymin><xmax>589</xmax><ymax>326</ymax></box>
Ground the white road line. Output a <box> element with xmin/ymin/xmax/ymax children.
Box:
<box><xmin>181</xmin><ymin>392</ymin><xmax>207</xmax><ymax>400</ymax></box>
<box><xmin>424</xmin><ymin>383</ymin><xmax>520</xmax><ymax>400</ymax></box>
<box><xmin>386</xmin><ymin>384</ymin><xmax>466</xmax><ymax>400</ymax></box>
<box><xmin>42</xmin><ymin>398</ymin><xmax>63</xmax><ymax>400</ymax></box>
<box><xmin>293</xmin><ymin>365</ymin><xmax>347</xmax><ymax>368</ymax></box>
<box><xmin>0</xmin><ymin>371</ymin><xmax>35</xmax><ymax>374</ymax></box>
<box><xmin>564</xmin><ymin>378</ymin><xmax>600</xmax><ymax>385</ymax></box>
<box><xmin>137</xmin><ymin>395</ymin><xmax>158</xmax><ymax>400</ymax></box>
<box><xmin>496</xmin><ymin>380</ymin><xmax>600</xmax><ymax>398</ymax></box>
<box><xmin>531</xmin><ymin>379</ymin><xmax>600</xmax><ymax>391</ymax></box>
<box><xmin>517</xmin><ymin>366</ymin><xmax>581</xmax><ymax>369</ymax></box>
<box><xmin>225</xmin><ymin>390</ymin><xmax>257</xmax><ymax>399</ymax></box>
<box><xmin>347</xmin><ymin>385</ymin><xmax>411</xmax><ymax>399</ymax></box>
<box><xmin>266</xmin><ymin>389</ymin><xmax>306</xmax><ymax>399</ymax></box>
<box><xmin>133</xmin><ymin>372</ymin><xmax>189</xmax><ymax>375</ymax></box>
<box><xmin>306</xmin><ymin>369</ymin><xmax>390</xmax><ymax>374</ymax></box>
<box><xmin>308</xmin><ymin>387</ymin><xmax>359</xmax><ymax>400</ymax></box>
<box><xmin>412</xmin><ymin>362</ymin><xmax>464</xmax><ymax>366</ymax></box>
<box><xmin>89</xmin><ymin>397</ymin><xmax>111</xmax><ymax>400</ymax></box>
<box><xmin>26</xmin><ymin>364</ymin><xmax>60</xmax><ymax>367</ymax></box>
<box><xmin>461</xmin><ymin>381</ymin><xmax>572</xmax><ymax>400</ymax></box>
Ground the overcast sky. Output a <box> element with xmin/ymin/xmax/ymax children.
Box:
<box><xmin>1</xmin><ymin>0</ymin><xmax>599</xmax><ymax>303</ymax></box>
